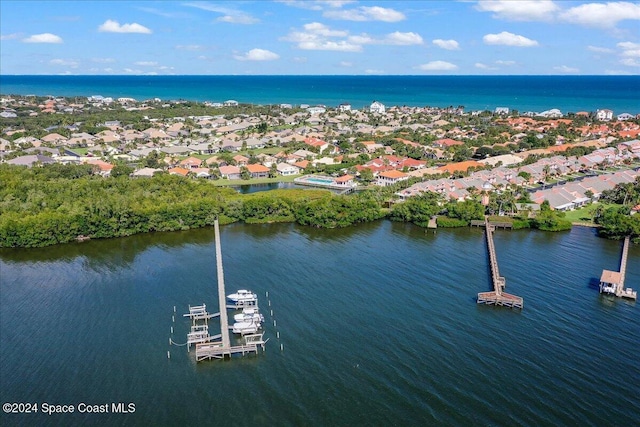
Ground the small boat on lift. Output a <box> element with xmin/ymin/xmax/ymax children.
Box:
<box><xmin>232</xmin><ymin>320</ymin><xmax>261</xmax><ymax>335</ymax></box>
<box><xmin>234</xmin><ymin>309</ymin><xmax>264</xmax><ymax>323</ymax></box>
<box><xmin>227</xmin><ymin>289</ymin><xmax>257</xmax><ymax>303</ymax></box>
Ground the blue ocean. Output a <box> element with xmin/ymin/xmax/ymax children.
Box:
<box><xmin>1</xmin><ymin>75</ymin><xmax>639</xmax><ymax>114</ymax></box>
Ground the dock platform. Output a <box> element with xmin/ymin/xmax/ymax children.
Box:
<box><xmin>599</xmin><ymin>236</ymin><xmax>637</xmax><ymax>300</ymax></box>
<box><xmin>182</xmin><ymin>218</ymin><xmax>266</xmax><ymax>362</ymax></box>
<box><xmin>477</xmin><ymin>218</ymin><xmax>523</xmax><ymax>309</ymax></box>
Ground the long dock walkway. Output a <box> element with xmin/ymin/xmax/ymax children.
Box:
<box><xmin>599</xmin><ymin>236</ymin><xmax>637</xmax><ymax>300</ymax></box>
<box><xmin>477</xmin><ymin>218</ymin><xmax>523</xmax><ymax>308</ymax></box>
<box><xmin>195</xmin><ymin>219</ymin><xmax>265</xmax><ymax>361</ymax></box>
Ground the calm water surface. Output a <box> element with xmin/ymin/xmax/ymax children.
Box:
<box><xmin>1</xmin><ymin>222</ymin><xmax>638</xmax><ymax>426</ymax></box>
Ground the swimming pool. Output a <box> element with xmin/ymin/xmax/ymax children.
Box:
<box><xmin>303</xmin><ymin>177</ymin><xmax>335</xmax><ymax>184</ymax></box>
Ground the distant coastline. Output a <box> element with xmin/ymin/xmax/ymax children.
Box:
<box><xmin>2</xmin><ymin>75</ymin><xmax>639</xmax><ymax>113</ymax></box>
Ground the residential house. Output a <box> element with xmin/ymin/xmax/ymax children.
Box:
<box><xmin>168</xmin><ymin>167</ymin><xmax>190</xmax><ymax>177</ymax></box>
<box><xmin>369</xmin><ymin>101</ymin><xmax>386</xmax><ymax>114</ymax></box>
<box><xmin>596</xmin><ymin>109</ymin><xmax>614</xmax><ymax>121</ymax></box>
<box><xmin>85</xmin><ymin>159</ymin><xmax>114</xmax><ymax>177</ymax></box>
<box><xmin>245</xmin><ymin>163</ymin><xmax>270</xmax><ymax>178</ymax></box>
<box><xmin>335</xmin><ymin>174</ymin><xmax>356</xmax><ymax>187</ymax></box>
<box><xmin>376</xmin><ymin>170</ymin><xmax>409</xmax><ymax>187</ymax></box>
<box><xmin>433</xmin><ymin>138</ymin><xmax>464</xmax><ymax>148</ymax></box>
<box><xmin>233</xmin><ymin>155</ymin><xmax>249</xmax><ymax>166</ymax></box>
<box><xmin>276</xmin><ymin>163</ymin><xmax>300</xmax><ymax>176</ymax></box>
<box><xmin>304</xmin><ymin>137</ymin><xmax>329</xmax><ymax>153</ymax></box>
<box><xmin>7</xmin><ymin>154</ymin><xmax>56</xmax><ymax>167</ymax></box>
<box><xmin>180</xmin><ymin>157</ymin><xmax>203</xmax><ymax>169</ymax></box>
<box><xmin>191</xmin><ymin>167</ymin><xmax>212</xmax><ymax>178</ymax></box>
<box><xmin>219</xmin><ymin>165</ymin><xmax>241</xmax><ymax>180</ymax></box>
<box><xmin>131</xmin><ymin>167</ymin><xmax>162</xmax><ymax>177</ymax></box>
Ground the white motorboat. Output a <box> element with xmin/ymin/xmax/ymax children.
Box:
<box><xmin>232</xmin><ymin>320</ymin><xmax>261</xmax><ymax>335</ymax></box>
<box><xmin>234</xmin><ymin>311</ymin><xmax>264</xmax><ymax>323</ymax></box>
<box><xmin>227</xmin><ymin>289</ymin><xmax>257</xmax><ymax>302</ymax></box>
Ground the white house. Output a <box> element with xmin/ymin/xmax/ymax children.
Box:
<box><xmin>537</xmin><ymin>109</ymin><xmax>563</xmax><ymax>118</ymax></box>
<box><xmin>596</xmin><ymin>109</ymin><xmax>613</xmax><ymax>121</ymax></box>
<box><xmin>376</xmin><ymin>170</ymin><xmax>409</xmax><ymax>187</ymax></box>
<box><xmin>495</xmin><ymin>107</ymin><xmax>509</xmax><ymax>115</ymax></box>
<box><xmin>307</xmin><ymin>106</ymin><xmax>326</xmax><ymax>114</ymax></box>
<box><xmin>369</xmin><ymin>101</ymin><xmax>386</xmax><ymax>114</ymax></box>
<box><xmin>617</xmin><ymin>113</ymin><xmax>634</xmax><ymax>121</ymax></box>
<box><xmin>276</xmin><ymin>163</ymin><xmax>300</xmax><ymax>176</ymax></box>
<box><xmin>338</xmin><ymin>103</ymin><xmax>351</xmax><ymax>112</ymax></box>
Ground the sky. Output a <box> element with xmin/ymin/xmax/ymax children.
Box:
<box><xmin>1</xmin><ymin>0</ymin><xmax>639</xmax><ymax>75</ymax></box>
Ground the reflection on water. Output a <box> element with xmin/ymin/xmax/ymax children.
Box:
<box><xmin>1</xmin><ymin>222</ymin><xmax>639</xmax><ymax>426</ymax></box>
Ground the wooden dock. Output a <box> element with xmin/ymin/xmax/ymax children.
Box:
<box><xmin>599</xmin><ymin>236</ymin><xmax>637</xmax><ymax>300</ymax></box>
<box><xmin>192</xmin><ymin>219</ymin><xmax>266</xmax><ymax>361</ymax></box>
<box><xmin>470</xmin><ymin>219</ymin><xmax>513</xmax><ymax>229</ymax></box>
<box><xmin>477</xmin><ymin>218</ymin><xmax>523</xmax><ymax>308</ymax></box>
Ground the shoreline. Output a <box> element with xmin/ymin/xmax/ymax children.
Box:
<box><xmin>2</xmin><ymin>75</ymin><xmax>639</xmax><ymax>113</ymax></box>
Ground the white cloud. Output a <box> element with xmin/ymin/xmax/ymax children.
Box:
<box><xmin>217</xmin><ymin>14</ymin><xmax>259</xmax><ymax>24</ymax></box>
<box><xmin>22</xmin><ymin>33</ymin><xmax>63</xmax><ymax>43</ymax></box>
<box><xmin>92</xmin><ymin>57</ymin><xmax>116</xmax><ymax>63</ymax></box>
<box><xmin>98</xmin><ymin>20</ymin><xmax>152</xmax><ymax>34</ymax></box>
<box><xmin>364</xmin><ymin>69</ymin><xmax>384</xmax><ymax>74</ymax></box>
<box><xmin>318</xmin><ymin>0</ymin><xmax>356</xmax><ymax>7</ymax></box>
<box><xmin>620</xmin><ymin>58</ymin><xmax>640</xmax><ymax>67</ymax></box>
<box><xmin>339</xmin><ymin>61</ymin><xmax>353</xmax><ymax>67</ymax></box>
<box><xmin>384</xmin><ymin>32</ymin><xmax>423</xmax><ymax>45</ymax></box>
<box><xmin>560</xmin><ymin>2</ymin><xmax>640</xmax><ymax>29</ymax></box>
<box><xmin>475</xmin><ymin>62</ymin><xmax>496</xmax><ymax>70</ymax></box>
<box><xmin>553</xmin><ymin>65</ymin><xmax>579</xmax><ymax>73</ymax></box>
<box><xmin>476</xmin><ymin>0</ymin><xmax>559</xmax><ymax>21</ymax></box>
<box><xmin>282</xmin><ymin>23</ymin><xmax>363</xmax><ymax>51</ymax></box>
<box><xmin>432</xmin><ymin>39</ymin><xmax>459</xmax><ymax>50</ymax></box>
<box><xmin>483</xmin><ymin>31</ymin><xmax>538</xmax><ymax>47</ymax></box>
<box><xmin>299</xmin><ymin>40</ymin><xmax>362</xmax><ymax>52</ymax></box>
<box><xmin>618</xmin><ymin>41</ymin><xmax>640</xmax><ymax>50</ymax></box>
<box><xmin>324</xmin><ymin>6</ymin><xmax>405</xmax><ymax>22</ymax></box>
<box><xmin>617</xmin><ymin>42</ymin><xmax>640</xmax><ymax>61</ymax></box>
<box><xmin>495</xmin><ymin>60</ymin><xmax>516</xmax><ymax>66</ymax></box>
<box><xmin>605</xmin><ymin>69</ymin><xmax>634</xmax><ymax>75</ymax></box>
<box><xmin>346</xmin><ymin>32</ymin><xmax>422</xmax><ymax>46</ymax></box>
<box><xmin>135</xmin><ymin>61</ymin><xmax>158</xmax><ymax>66</ymax></box>
<box><xmin>183</xmin><ymin>3</ymin><xmax>258</xmax><ymax>24</ymax></box>
<box><xmin>274</xmin><ymin>0</ymin><xmax>323</xmax><ymax>11</ymax></box>
<box><xmin>50</xmin><ymin>59</ymin><xmax>79</xmax><ymax>68</ymax></box>
<box><xmin>303</xmin><ymin>22</ymin><xmax>348</xmax><ymax>37</ymax></box>
<box><xmin>1</xmin><ymin>33</ymin><xmax>21</xmax><ymax>41</ymax></box>
<box><xmin>282</xmin><ymin>23</ymin><xmax>420</xmax><ymax>52</ymax></box>
<box><xmin>417</xmin><ymin>61</ymin><xmax>458</xmax><ymax>71</ymax></box>
<box><xmin>233</xmin><ymin>48</ymin><xmax>280</xmax><ymax>61</ymax></box>
<box><xmin>347</xmin><ymin>34</ymin><xmax>375</xmax><ymax>45</ymax></box>
<box><xmin>588</xmin><ymin>45</ymin><xmax>614</xmax><ymax>54</ymax></box>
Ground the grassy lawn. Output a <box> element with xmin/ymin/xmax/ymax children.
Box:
<box><xmin>563</xmin><ymin>202</ymin><xmax>613</xmax><ymax>225</ymax></box>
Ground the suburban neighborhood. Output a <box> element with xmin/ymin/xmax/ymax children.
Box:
<box><xmin>1</xmin><ymin>94</ymin><xmax>639</xmax><ymax>212</ymax></box>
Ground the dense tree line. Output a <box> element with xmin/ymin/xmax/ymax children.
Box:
<box><xmin>1</xmin><ymin>164</ymin><xmax>635</xmax><ymax>248</ymax></box>
<box><xmin>595</xmin><ymin>177</ymin><xmax>640</xmax><ymax>241</ymax></box>
<box><xmin>0</xmin><ymin>164</ymin><xmax>382</xmax><ymax>247</ymax></box>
